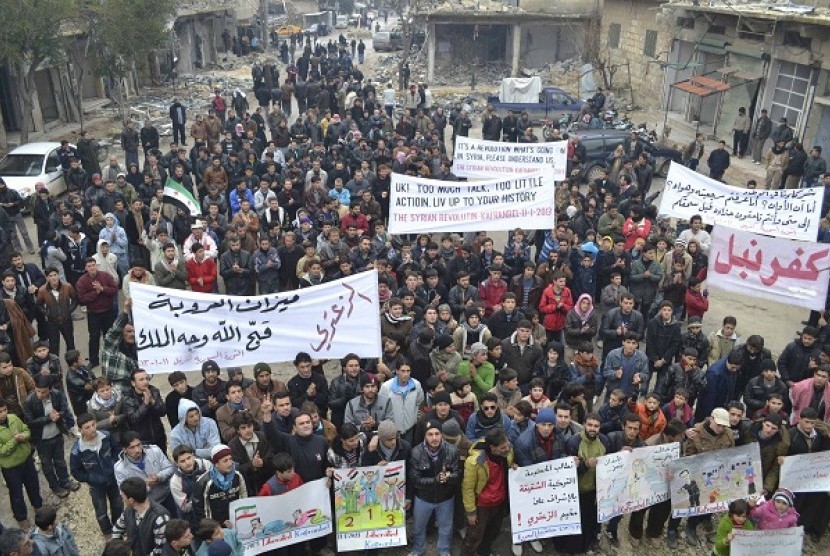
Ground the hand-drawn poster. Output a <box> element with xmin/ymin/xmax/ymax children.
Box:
<box><xmin>780</xmin><ymin>451</ymin><xmax>830</xmax><ymax>492</ymax></box>
<box><xmin>668</xmin><ymin>443</ymin><xmax>763</xmax><ymax>518</ymax></box>
<box><xmin>229</xmin><ymin>478</ymin><xmax>332</xmax><ymax>555</ymax></box>
<box><xmin>709</xmin><ymin>226</ymin><xmax>830</xmax><ymax>310</ymax></box>
<box><xmin>333</xmin><ymin>463</ymin><xmax>407</xmax><ymax>552</ymax></box>
<box><xmin>596</xmin><ymin>442</ymin><xmax>680</xmax><ymax>522</ymax></box>
<box><xmin>452</xmin><ymin>136</ymin><xmax>568</xmax><ymax>180</ymax></box>
<box><xmin>732</xmin><ymin>527</ymin><xmax>803</xmax><ymax>556</ymax></box>
<box><xmin>659</xmin><ymin>162</ymin><xmax>821</xmax><ymax>241</ymax></box>
<box><xmin>509</xmin><ymin>458</ymin><xmax>581</xmax><ymax>543</ymax></box>
<box><xmin>131</xmin><ymin>271</ymin><xmax>381</xmax><ymax>373</ymax></box>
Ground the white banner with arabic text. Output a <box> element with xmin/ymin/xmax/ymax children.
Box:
<box><xmin>732</xmin><ymin>527</ymin><xmax>803</xmax><ymax>556</ymax></box>
<box><xmin>509</xmin><ymin>458</ymin><xmax>581</xmax><ymax>543</ymax></box>
<box><xmin>709</xmin><ymin>226</ymin><xmax>830</xmax><ymax>310</ymax></box>
<box><xmin>453</xmin><ymin>136</ymin><xmax>568</xmax><ymax>180</ymax></box>
<box><xmin>389</xmin><ymin>170</ymin><xmax>556</xmax><ymax>234</ymax></box>
<box><xmin>659</xmin><ymin>162</ymin><xmax>822</xmax><ymax>241</ymax></box>
<box><xmin>131</xmin><ymin>271</ymin><xmax>381</xmax><ymax>373</ymax></box>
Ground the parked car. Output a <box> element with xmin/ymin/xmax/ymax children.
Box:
<box><xmin>0</xmin><ymin>142</ymin><xmax>68</xmax><ymax>201</ymax></box>
<box><xmin>574</xmin><ymin>129</ymin><xmax>682</xmax><ymax>182</ymax></box>
<box><xmin>372</xmin><ymin>31</ymin><xmax>403</xmax><ymax>52</ymax></box>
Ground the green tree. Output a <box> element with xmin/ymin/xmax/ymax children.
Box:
<box><xmin>0</xmin><ymin>0</ymin><xmax>74</xmax><ymax>143</ymax></box>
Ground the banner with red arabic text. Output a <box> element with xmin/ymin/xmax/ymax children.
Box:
<box><xmin>131</xmin><ymin>271</ymin><xmax>381</xmax><ymax>373</ymax></box>
<box><xmin>708</xmin><ymin>226</ymin><xmax>830</xmax><ymax>310</ymax></box>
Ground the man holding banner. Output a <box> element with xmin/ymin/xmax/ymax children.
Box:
<box><xmin>785</xmin><ymin>406</ymin><xmax>830</xmax><ymax>543</ymax></box>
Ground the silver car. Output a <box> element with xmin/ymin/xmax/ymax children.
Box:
<box><xmin>0</xmin><ymin>142</ymin><xmax>68</xmax><ymax>200</ymax></box>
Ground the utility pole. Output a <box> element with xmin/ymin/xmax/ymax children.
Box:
<box><xmin>260</xmin><ymin>0</ymin><xmax>269</xmax><ymax>46</ymax></box>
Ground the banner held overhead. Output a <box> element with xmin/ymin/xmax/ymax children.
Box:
<box><xmin>453</xmin><ymin>136</ymin><xmax>568</xmax><ymax>180</ymax></box>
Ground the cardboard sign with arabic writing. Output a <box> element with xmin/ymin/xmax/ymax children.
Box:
<box><xmin>709</xmin><ymin>226</ymin><xmax>830</xmax><ymax>310</ymax></box>
<box><xmin>131</xmin><ymin>271</ymin><xmax>381</xmax><ymax>373</ymax></box>
<box><xmin>596</xmin><ymin>442</ymin><xmax>680</xmax><ymax>522</ymax></box>
<box><xmin>732</xmin><ymin>527</ymin><xmax>803</xmax><ymax>556</ymax></box>
<box><xmin>780</xmin><ymin>451</ymin><xmax>830</xmax><ymax>492</ymax></box>
<box><xmin>509</xmin><ymin>458</ymin><xmax>581</xmax><ymax>543</ymax></box>
<box><xmin>659</xmin><ymin>162</ymin><xmax>821</xmax><ymax>241</ymax></box>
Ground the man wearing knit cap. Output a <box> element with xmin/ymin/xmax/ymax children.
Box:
<box><xmin>244</xmin><ymin>362</ymin><xmax>287</xmax><ymax>406</ymax></box>
<box><xmin>344</xmin><ymin>373</ymin><xmax>391</xmax><ymax>434</ymax></box>
<box><xmin>408</xmin><ymin>420</ymin><xmax>460</xmax><ymax>556</ymax></box>
<box><xmin>192</xmin><ymin>444</ymin><xmax>248</xmax><ymax>527</ymax></box>
<box><xmin>414</xmin><ymin>390</ymin><xmax>463</xmax><ymax>444</ymax></box>
<box><xmin>192</xmin><ymin>360</ymin><xmax>227</xmax><ymax>420</ymax></box>
<box><xmin>461</xmin><ymin>428</ymin><xmax>515</xmax><ymax>556</ymax></box>
<box><xmin>364</xmin><ymin>420</ymin><xmax>413</xmax><ymax>479</ymax></box>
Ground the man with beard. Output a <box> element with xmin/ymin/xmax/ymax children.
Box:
<box><xmin>154</xmin><ymin>243</ymin><xmax>188</xmax><ymax>290</ymax></box>
<box><xmin>328</xmin><ymin>354</ymin><xmax>365</xmax><ymax>430</ymax></box>
<box><xmin>192</xmin><ymin>360</ymin><xmax>227</xmax><ymax>421</ymax></box>
<box><xmin>121</xmin><ymin>369</ymin><xmax>169</xmax><ymax>454</ymax></box>
<box><xmin>243</xmin><ymin>362</ymin><xmax>287</xmax><ymax>405</ymax></box>
<box><xmin>287</xmin><ymin>351</ymin><xmax>329</xmax><ymax>415</ymax></box>
<box><xmin>121</xmin><ymin>259</ymin><xmax>154</xmax><ymax>300</ymax></box>
<box><xmin>603</xmin><ymin>414</ymin><xmax>646</xmax><ymax>547</ymax></box>
<box><xmin>561</xmin><ymin>413</ymin><xmax>610</xmax><ymax>554</ymax></box>
<box><xmin>465</xmin><ymin>391</ymin><xmax>513</xmax><ymax>441</ymax></box>
<box><xmin>76</xmin><ymin>258</ymin><xmax>118</xmax><ymax>369</ymax></box>
<box><xmin>786</xmin><ymin>407</ymin><xmax>830</xmax><ymax>543</ymax></box>
<box><xmin>344</xmin><ymin>373</ymin><xmax>391</xmax><ymax>435</ymax></box>
<box><xmin>219</xmin><ymin>237</ymin><xmax>254</xmax><ymax>296</ymax></box>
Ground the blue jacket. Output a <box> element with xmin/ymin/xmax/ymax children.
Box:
<box><xmin>694</xmin><ymin>357</ymin><xmax>739</xmax><ymax>422</ymax></box>
<box><xmin>70</xmin><ymin>430</ymin><xmax>121</xmax><ymax>488</ymax></box>
<box><xmin>229</xmin><ymin>188</ymin><xmax>255</xmax><ymax>215</ymax></box>
<box><xmin>515</xmin><ymin>424</ymin><xmax>565</xmax><ymax>467</ymax></box>
<box><xmin>602</xmin><ymin>347</ymin><xmax>649</xmax><ymax>399</ymax></box>
<box><xmin>465</xmin><ymin>409</ymin><xmax>513</xmax><ymax>441</ymax></box>
<box><xmin>170</xmin><ymin>399</ymin><xmax>222</xmax><ymax>460</ymax></box>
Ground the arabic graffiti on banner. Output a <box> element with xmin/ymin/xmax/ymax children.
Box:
<box><xmin>333</xmin><ymin>463</ymin><xmax>407</xmax><ymax>551</ymax></box>
<box><xmin>131</xmin><ymin>271</ymin><xmax>381</xmax><ymax>373</ymax></box>
<box><xmin>388</xmin><ymin>169</ymin><xmax>556</xmax><ymax>234</ymax></box>
<box><xmin>708</xmin><ymin>226</ymin><xmax>830</xmax><ymax>310</ymax></box>
<box><xmin>658</xmin><ymin>162</ymin><xmax>822</xmax><ymax>241</ymax></box>
<box><xmin>596</xmin><ymin>442</ymin><xmax>680</xmax><ymax>522</ymax></box>
<box><xmin>229</xmin><ymin>478</ymin><xmax>332</xmax><ymax>555</ymax></box>
<box><xmin>452</xmin><ymin>136</ymin><xmax>568</xmax><ymax>180</ymax></box>
<box><xmin>509</xmin><ymin>457</ymin><xmax>581</xmax><ymax>543</ymax></box>
<box><xmin>731</xmin><ymin>527</ymin><xmax>804</xmax><ymax>556</ymax></box>
<box><xmin>668</xmin><ymin>443</ymin><xmax>763</xmax><ymax>518</ymax></box>
<box><xmin>779</xmin><ymin>451</ymin><xmax>830</xmax><ymax>493</ymax></box>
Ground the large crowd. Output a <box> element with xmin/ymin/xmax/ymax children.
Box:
<box><xmin>0</xmin><ymin>31</ymin><xmax>829</xmax><ymax>556</ymax></box>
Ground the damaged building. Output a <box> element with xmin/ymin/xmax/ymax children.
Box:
<box><xmin>601</xmin><ymin>0</ymin><xmax>830</xmax><ymax>150</ymax></box>
<box><xmin>420</xmin><ymin>0</ymin><xmax>599</xmax><ymax>83</ymax></box>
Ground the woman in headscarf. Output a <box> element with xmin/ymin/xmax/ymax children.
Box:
<box><xmin>98</xmin><ymin>213</ymin><xmax>129</xmax><ymax>276</ymax></box>
<box><xmin>564</xmin><ymin>294</ymin><xmax>598</xmax><ymax>357</ymax></box>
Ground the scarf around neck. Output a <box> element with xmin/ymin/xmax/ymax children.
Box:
<box><xmin>210</xmin><ymin>462</ymin><xmax>237</xmax><ymax>491</ymax></box>
<box><xmin>92</xmin><ymin>390</ymin><xmax>120</xmax><ymax>411</ymax></box>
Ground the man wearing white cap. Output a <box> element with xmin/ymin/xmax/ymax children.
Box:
<box><xmin>183</xmin><ymin>221</ymin><xmax>218</xmax><ymax>261</ymax></box>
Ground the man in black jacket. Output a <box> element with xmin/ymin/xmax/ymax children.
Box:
<box><xmin>169</xmin><ymin>99</ymin><xmax>187</xmax><ymax>146</ymax></box>
<box><xmin>408</xmin><ymin>420</ymin><xmax>460</xmax><ymax>556</ymax></box>
<box><xmin>706</xmin><ymin>140</ymin><xmax>730</xmax><ymax>181</ymax></box>
<box><xmin>122</xmin><ymin>368</ymin><xmax>168</xmax><ymax>453</ymax></box>
<box><xmin>23</xmin><ymin>375</ymin><xmax>80</xmax><ymax>498</ymax></box>
<box><xmin>191</xmin><ymin>360</ymin><xmax>227</xmax><ymax>421</ymax></box>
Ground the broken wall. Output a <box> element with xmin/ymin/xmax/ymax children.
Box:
<box><xmin>520</xmin><ymin>24</ymin><xmax>582</xmax><ymax>68</ymax></box>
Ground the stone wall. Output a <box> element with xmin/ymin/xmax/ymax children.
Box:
<box><xmin>599</xmin><ymin>0</ymin><xmax>671</xmax><ymax>110</ymax></box>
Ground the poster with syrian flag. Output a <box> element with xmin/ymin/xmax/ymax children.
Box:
<box><xmin>229</xmin><ymin>478</ymin><xmax>332</xmax><ymax>554</ymax></box>
<box><xmin>333</xmin><ymin>463</ymin><xmax>407</xmax><ymax>551</ymax></box>
<box><xmin>163</xmin><ymin>176</ymin><xmax>201</xmax><ymax>216</ymax></box>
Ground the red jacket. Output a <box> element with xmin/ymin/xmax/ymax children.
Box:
<box><xmin>684</xmin><ymin>290</ymin><xmax>709</xmax><ymax>319</ymax></box>
<box><xmin>340</xmin><ymin>213</ymin><xmax>370</xmax><ymax>235</ymax></box>
<box><xmin>75</xmin><ymin>271</ymin><xmax>118</xmax><ymax>313</ymax></box>
<box><xmin>538</xmin><ymin>285</ymin><xmax>573</xmax><ymax>332</ymax></box>
<box><xmin>478</xmin><ymin>278</ymin><xmax>508</xmax><ymax>317</ymax></box>
<box><xmin>622</xmin><ymin>218</ymin><xmax>652</xmax><ymax>250</ymax></box>
<box><xmin>186</xmin><ymin>257</ymin><xmax>217</xmax><ymax>293</ymax></box>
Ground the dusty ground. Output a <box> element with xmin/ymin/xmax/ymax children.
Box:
<box><xmin>1</xmin><ymin>21</ymin><xmax>825</xmax><ymax>556</ymax></box>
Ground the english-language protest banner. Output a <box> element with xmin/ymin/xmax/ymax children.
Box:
<box><xmin>732</xmin><ymin>527</ymin><xmax>804</xmax><ymax>556</ymax></box>
<box><xmin>230</xmin><ymin>478</ymin><xmax>332</xmax><ymax>555</ymax></box>
<box><xmin>709</xmin><ymin>226</ymin><xmax>830</xmax><ymax>311</ymax></box>
<box><xmin>333</xmin><ymin>463</ymin><xmax>407</xmax><ymax>552</ymax></box>
<box><xmin>509</xmin><ymin>458</ymin><xmax>581</xmax><ymax>543</ymax></box>
<box><xmin>780</xmin><ymin>451</ymin><xmax>830</xmax><ymax>492</ymax></box>
<box><xmin>596</xmin><ymin>442</ymin><xmax>680</xmax><ymax>522</ymax></box>
<box><xmin>131</xmin><ymin>271</ymin><xmax>381</xmax><ymax>373</ymax></box>
<box><xmin>668</xmin><ymin>443</ymin><xmax>763</xmax><ymax>518</ymax></box>
<box><xmin>452</xmin><ymin>136</ymin><xmax>568</xmax><ymax>180</ymax></box>
<box><xmin>659</xmin><ymin>162</ymin><xmax>822</xmax><ymax>241</ymax></box>
<box><xmin>388</xmin><ymin>169</ymin><xmax>556</xmax><ymax>234</ymax></box>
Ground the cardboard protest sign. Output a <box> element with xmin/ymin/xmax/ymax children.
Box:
<box><xmin>230</xmin><ymin>478</ymin><xmax>332</xmax><ymax>555</ymax></box>
<box><xmin>131</xmin><ymin>271</ymin><xmax>381</xmax><ymax>372</ymax></box>
<box><xmin>668</xmin><ymin>443</ymin><xmax>763</xmax><ymax>518</ymax></box>
<box><xmin>732</xmin><ymin>527</ymin><xmax>803</xmax><ymax>556</ymax></box>
<box><xmin>596</xmin><ymin>443</ymin><xmax>680</xmax><ymax>522</ymax></box>
<box><xmin>780</xmin><ymin>451</ymin><xmax>830</xmax><ymax>493</ymax></box>
<box><xmin>333</xmin><ymin>463</ymin><xmax>407</xmax><ymax>552</ymax></box>
<box><xmin>509</xmin><ymin>458</ymin><xmax>581</xmax><ymax>543</ymax></box>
